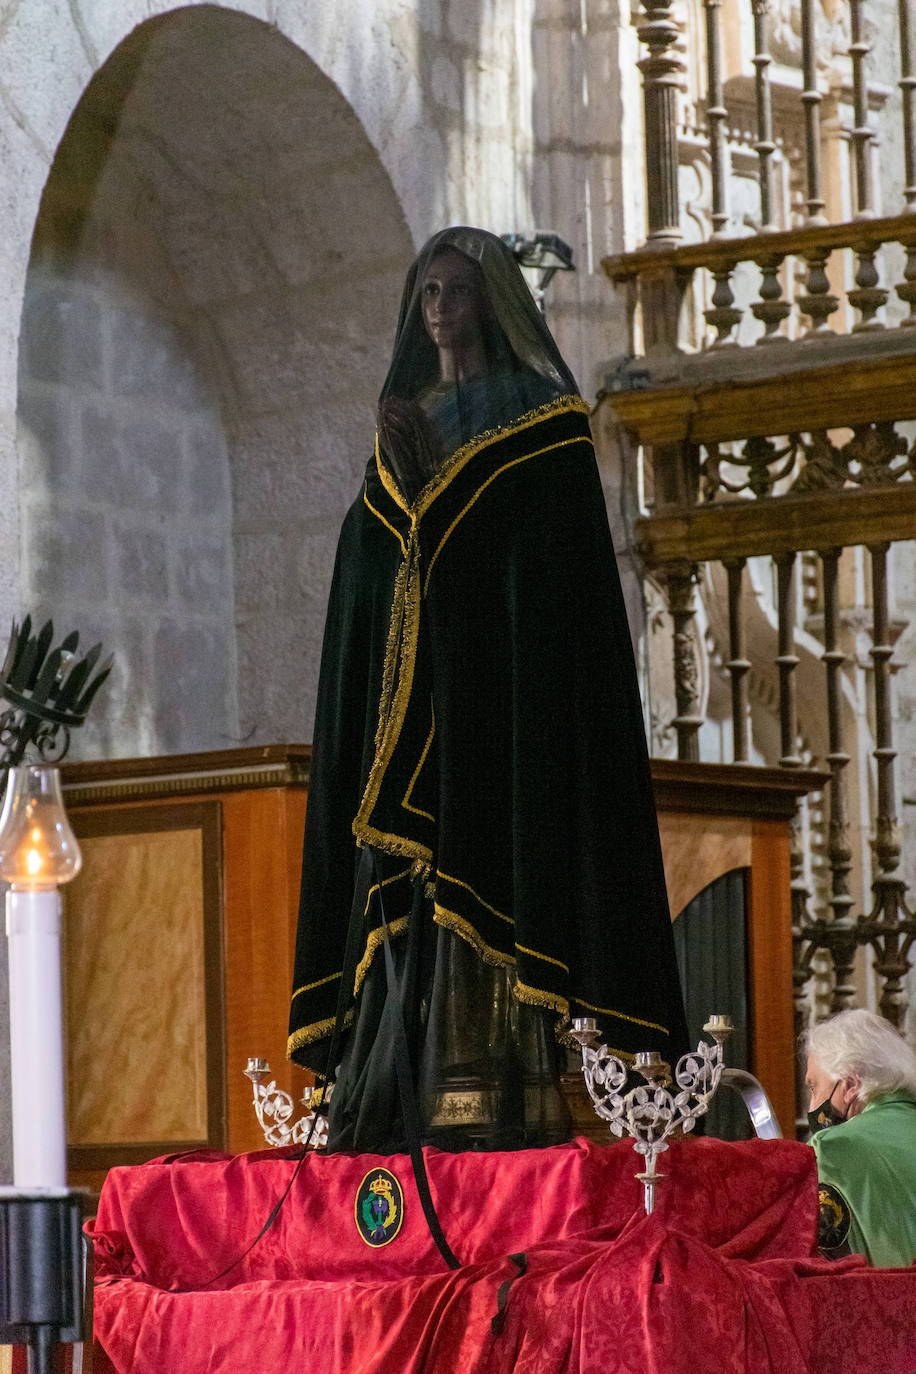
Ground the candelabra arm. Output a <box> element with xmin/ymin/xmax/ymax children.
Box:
<box><xmin>244</xmin><ymin>1059</ymin><xmax>330</xmax><ymax>1149</ymax></box>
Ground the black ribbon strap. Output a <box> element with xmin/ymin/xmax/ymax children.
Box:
<box><xmin>372</xmin><ymin>850</ymin><xmax>462</xmax><ymax>1270</ymax></box>
<box><xmin>490</xmin><ymin>1252</ymin><xmax>528</xmax><ymax>1335</ymax></box>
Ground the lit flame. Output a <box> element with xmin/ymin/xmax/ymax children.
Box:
<box><xmin>25</xmin><ymin>848</ymin><xmax>44</xmax><ymax>877</ymax></box>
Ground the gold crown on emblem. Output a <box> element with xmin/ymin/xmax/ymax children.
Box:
<box><xmin>368</xmin><ymin>1173</ymin><xmax>393</xmax><ymax>1195</ymax></box>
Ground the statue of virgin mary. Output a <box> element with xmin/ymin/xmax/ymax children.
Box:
<box><xmin>287</xmin><ymin>227</ymin><xmax>688</xmax><ymax>1153</ymax></box>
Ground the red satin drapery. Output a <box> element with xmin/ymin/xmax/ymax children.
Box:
<box><xmin>81</xmin><ymin>1136</ymin><xmax>915</xmax><ymax>1373</ymax></box>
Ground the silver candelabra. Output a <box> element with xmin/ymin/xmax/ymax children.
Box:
<box><xmin>570</xmin><ymin>1015</ymin><xmax>733</xmax><ymax>1215</ymax></box>
<box><xmin>244</xmin><ymin>1058</ymin><xmax>331</xmax><ymax>1149</ymax></box>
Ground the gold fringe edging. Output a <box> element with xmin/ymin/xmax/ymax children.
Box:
<box><xmin>354</xmin><ymin>823</ymin><xmax>432</xmax><ymax>871</ymax></box>
<box><xmin>353</xmin><ymin>914</ymin><xmax>409</xmax><ymax>995</ymax></box>
<box><xmin>514</xmin><ymin>977</ymin><xmax>570</xmax><ymax>1018</ymax></box>
<box><xmin>433</xmin><ymin>904</ymin><xmax>516</xmax><ymax>968</ymax></box>
<box><xmin>374</xmin><ymin>393</ymin><xmax>590</xmax><ymax>519</ymax></box>
<box><xmin>286</xmin><ymin>1007</ymin><xmax>355</xmax><ymax>1059</ymax></box>
<box><xmin>352</xmin><ymin>522</ymin><xmax>423</xmax><ymax>839</ymax></box>
<box><xmin>361</xmin><ymin>400</ymin><xmax>591</xmax><ymax>855</ymax></box>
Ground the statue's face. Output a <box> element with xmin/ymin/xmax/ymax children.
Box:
<box><xmin>421</xmin><ymin>248</ymin><xmax>486</xmax><ymax>353</ymax></box>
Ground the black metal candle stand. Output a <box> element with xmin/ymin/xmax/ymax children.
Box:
<box><xmin>0</xmin><ymin>1191</ymin><xmax>90</xmax><ymax>1373</ymax></box>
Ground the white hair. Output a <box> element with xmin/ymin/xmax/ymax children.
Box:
<box><xmin>806</xmin><ymin>1008</ymin><xmax>916</xmax><ymax>1106</ymax></box>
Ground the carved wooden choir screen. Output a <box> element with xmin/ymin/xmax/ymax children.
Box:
<box><xmin>599</xmin><ymin>0</ymin><xmax>916</xmax><ymax>1057</ymax></box>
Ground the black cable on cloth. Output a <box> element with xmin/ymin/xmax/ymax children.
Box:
<box><xmin>490</xmin><ymin>1252</ymin><xmax>528</xmax><ymax>1335</ymax></box>
<box><xmin>373</xmin><ymin>849</ymin><xmax>462</xmax><ymax>1271</ymax></box>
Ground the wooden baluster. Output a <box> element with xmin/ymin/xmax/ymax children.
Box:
<box><xmin>820</xmin><ymin>549</ymin><xmax>859</xmax><ymax>1012</ymax></box>
<box><xmin>751</xmin><ymin>253</ymin><xmax>791</xmax><ymax>342</ymax></box>
<box><xmin>846</xmin><ymin>4</ymin><xmax>888</xmax><ymax>330</ymax></box>
<box><xmin>800</xmin><ymin>0</ymin><xmax>826</xmax><ymax>224</ymax></box>
<box><xmin>895</xmin><ymin>232</ymin><xmax>916</xmax><ymax>325</ymax></box>
<box><xmin>848</xmin><ymin>0</ymin><xmax>875</xmax><ymax>218</ymax></box>
<box><xmin>861</xmin><ymin>544</ymin><xmax>916</xmax><ymax>1029</ymax></box>
<box><xmin>776</xmin><ymin>552</ymin><xmax>801</xmax><ymax>767</ymax></box>
<box><xmin>664</xmin><ymin>561</ymin><xmax>702</xmax><ymax>762</ymax></box>
<box><xmin>849</xmin><ymin>239</ymin><xmax>888</xmax><ymax>330</ymax></box>
<box><xmin>750</xmin><ymin>0</ymin><xmax>777</xmax><ymax>229</ymax></box>
<box><xmin>798</xmin><ymin>244</ymin><xmax>839</xmax><ymax>335</ymax></box>
<box><xmin>704</xmin><ymin>262</ymin><xmax>743</xmax><ymax>345</ymax></box>
<box><xmin>899</xmin><ymin>0</ymin><xmax>916</xmax><ymax>211</ymax></box>
<box><xmin>703</xmin><ymin>0</ymin><xmax>729</xmax><ymax>236</ymax></box>
<box><xmin>724</xmin><ymin>559</ymin><xmax>749</xmax><ymax>761</ymax></box>
<box><xmin>637</xmin><ymin>1</ymin><xmax>684</xmax><ymax>243</ymax></box>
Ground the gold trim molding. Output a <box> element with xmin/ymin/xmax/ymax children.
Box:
<box><xmin>62</xmin><ymin>744</ymin><xmax>311</xmax><ymax>807</ymax></box>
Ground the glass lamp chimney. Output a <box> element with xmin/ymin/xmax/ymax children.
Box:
<box><xmin>0</xmin><ymin>766</ymin><xmax>82</xmax><ymax>890</ymax></box>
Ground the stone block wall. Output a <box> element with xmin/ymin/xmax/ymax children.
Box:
<box><xmin>18</xmin><ymin>271</ymin><xmax>238</xmax><ymax>757</ymax></box>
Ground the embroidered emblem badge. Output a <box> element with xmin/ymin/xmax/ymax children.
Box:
<box><xmin>355</xmin><ymin>1168</ymin><xmax>405</xmax><ymax>1247</ymax></box>
<box><xmin>817</xmin><ymin>1183</ymin><xmax>852</xmax><ymax>1252</ymax></box>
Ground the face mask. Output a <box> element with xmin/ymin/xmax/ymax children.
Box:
<box><xmin>808</xmin><ymin>1082</ymin><xmax>847</xmax><ymax>1135</ymax></box>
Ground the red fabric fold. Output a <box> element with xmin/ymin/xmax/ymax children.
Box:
<box><xmin>84</xmin><ymin>1136</ymin><xmax>916</xmax><ymax>1373</ymax></box>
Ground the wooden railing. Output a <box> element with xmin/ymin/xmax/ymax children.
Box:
<box><xmin>604</xmin><ymin>215</ymin><xmax>916</xmax><ymax>355</ymax></box>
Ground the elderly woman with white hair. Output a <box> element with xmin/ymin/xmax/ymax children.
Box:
<box><xmin>805</xmin><ymin>1007</ymin><xmax>916</xmax><ymax>1267</ymax></box>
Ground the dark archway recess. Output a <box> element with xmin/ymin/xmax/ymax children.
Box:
<box><xmin>17</xmin><ymin>4</ymin><xmax>413</xmax><ymax>759</ymax></box>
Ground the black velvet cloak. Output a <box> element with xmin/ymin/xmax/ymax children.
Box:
<box><xmin>287</xmin><ymin>228</ymin><xmax>687</xmax><ymax>1109</ymax></box>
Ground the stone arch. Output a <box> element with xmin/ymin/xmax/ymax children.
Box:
<box><xmin>16</xmin><ymin>4</ymin><xmax>414</xmax><ymax>757</ymax></box>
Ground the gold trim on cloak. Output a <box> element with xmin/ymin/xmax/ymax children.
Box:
<box><xmin>341</xmin><ymin>397</ymin><xmax>674</xmax><ymax>1053</ymax></box>
<box><xmin>287</xmin><ymin>1006</ymin><xmax>355</xmax><ymax>1058</ymax></box>
<box><xmin>355</xmin><ymin>397</ymin><xmax>589</xmax><ymax>863</ymax></box>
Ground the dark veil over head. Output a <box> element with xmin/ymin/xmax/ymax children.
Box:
<box><xmin>379</xmin><ymin>226</ymin><xmax>579</xmax><ymax>406</ymax></box>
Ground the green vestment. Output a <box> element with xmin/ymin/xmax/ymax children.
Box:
<box><xmin>812</xmin><ymin>1090</ymin><xmax>916</xmax><ymax>1267</ymax></box>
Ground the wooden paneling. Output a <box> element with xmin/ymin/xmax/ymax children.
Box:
<box><xmin>61</xmin><ymin>751</ymin><xmax>308</xmax><ymax>1188</ymax></box>
<box><xmin>657</xmin><ymin>813</ymin><xmax>751</xmax><ymax>918</ymax></box>
<box><xmin>64</xmin><ymin>802</ymin><xmax>225</xmax><ymax>1191</ymax></box>
<box><xmin>221</xmin><ymin>787</ymin><xmax>307</xmax><ymax>1154</ymax></box>
<box><xmin>654</xmin><ymin>762</ymin><xmax>824</xmax><ymax>1136</ymax></box>
<box><xmin>747</xmin><ymin>818</ymin><xmax>796</xmax><ymax>1135</ymax></box>
<box><xmin>66</xmin><ymin>826</ymin><xmax>209</xmax><ymax>1145</ymax></box>
<box><xmin>659</xmin><ymin>807</ymin><xmax>796</xmax><ymax>1134</ymax></box>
